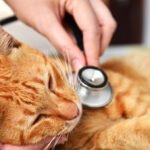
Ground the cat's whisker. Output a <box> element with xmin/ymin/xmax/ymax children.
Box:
<box><xmin>55</xmin><ymin>55</ymin><xmax>64</xmax><ymax>69</ymax></box>
<box><xmin>51</xmin><ymin>128</ymin><xmax>68</xmax><ymax>150</ymax></box>
<box><xmin>55</xmin><ymin>54</ymin><xmax>69</xmax><ymax>83</ymax></box>
<box><xmin>66</xmin><ymin>54</ymin><xmax>73</xmax><ymax>86</ymax></box>
<box><xmin>63</xmin><ymin>51</ymin><xmax>72</xmax><ymax>86</ymax></box>
<box><xmin>52</xmin><ymin>135</ymin><xmax>61</xmax><ymax>150</ymax></box>
<box><xmin>66</xmin><ymin>59</ymin><xmax>78</xmax><ymax>91</ymax></box>
<box><xmin>43</xmin><ymin>43</ymin><xmax>67</xmax><ymax>81</ymax></box>
<box><xmin>46</xmin><ymin>46</ymin><xmax>77</xmax><ymax>91</ymax></box>
<box><xmin>43</xmin><ymin>136</ymin><xmax>56</xmax><ymax>150</ymax></box>
<box><xmin>44</xmin><ymin>128</ymin><xmax>66</xmax><ymax>150</ymax></box>
<box><xmin>43</xmin><ymin>127</ymin><xmax>68</xmax><ymax>150</ymax></box>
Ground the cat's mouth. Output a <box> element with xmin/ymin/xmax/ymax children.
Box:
<box><xmin>0</xmin><ymin>134</ymin><xmax>68</xmax><ymax>150</ymax></box>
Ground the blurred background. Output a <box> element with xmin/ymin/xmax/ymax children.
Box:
<box><xmin>103</xmin><ymin>0</ymin><xmax>150</xmax><ymax>46</ymax></box>
<box><xmin>0</xmin><ymin>0</ymin><xmax>150</xmax><ymax>51</ymax></box>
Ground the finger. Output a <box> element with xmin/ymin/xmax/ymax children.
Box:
<box><xmin>37</xmin><ymin>13</ymin><xmax>85</xmax><ymax>71</ymax></box>
<box><xmin>90</xmin><ymin>0</ymin><xmax>117</xmax><ymax>53</ymax></box>
<box><xmin>65</xmin><ymin>0</ymin><xmax>101</xmax><ymax>66</ymax></box>
<box><xmin>101</xmin><ymin>23</ymin><xmax>116</xmax><ymax>54</ymax></box>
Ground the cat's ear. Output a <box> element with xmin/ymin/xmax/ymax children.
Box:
<box><xmin>0</xmin><ymin>27</ymin><xmax>21</xmax><ymax>55</ymax></box>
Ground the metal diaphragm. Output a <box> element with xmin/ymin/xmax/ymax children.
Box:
<box><xmin>77</xmin><ymin>66</ymin><xmax>113</xmax><ymax>108</ymax></box>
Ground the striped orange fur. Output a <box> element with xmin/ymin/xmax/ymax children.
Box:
<box><xmin>0</xmin><ymin>28</ymin><xmax>82</xmax><ymax>147</ymax></box>
<box><xmin>58</xmin><ymin>52</ymin><xmax>150</xmax><ymax>150</ymax></box>
<box><xmin>1</xmin><ymin>27</ymin><xmax>150</xmax><ymax>149</ymax></box>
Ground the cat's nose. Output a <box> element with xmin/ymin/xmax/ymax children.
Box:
<box><xmin>58</xmin><ymin>102</ymin><xmax>79</xmax><ymax>120</ymax></box>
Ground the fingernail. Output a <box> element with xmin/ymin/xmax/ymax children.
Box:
<box><xmin>72</xmin><ymin>58</ymin><xmax>83</xmax><ymax>71</ymax></box>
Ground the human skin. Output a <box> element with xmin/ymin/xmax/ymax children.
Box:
<box><xmin>5</xmin><ymin>0</ymin><xmax>117</xmax><ymax>71</ymax></box>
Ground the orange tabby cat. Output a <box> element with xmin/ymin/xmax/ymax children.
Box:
<box><xmin>1</xmin><ymin>28</ymin><xmax>150</xmax><ymax>150</ymax></box>
<box><xmin>57</xmin><ymin>51</ymin><xmax>150</xmax><ymax>150</ymax></box>
<box><xmin>0</xmin><ymin>28</ymin><xmax>82</xmax><ymax>149</ymax></box>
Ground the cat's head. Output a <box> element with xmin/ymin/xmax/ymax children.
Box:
<box><xmin>0</xmin><ymin>28</ymin><xmax>82</xmax><ymax>146</ymax></box>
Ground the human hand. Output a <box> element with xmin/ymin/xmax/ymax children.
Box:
<box><xmin>5</xmin><ymin>0</ymin><xmax>116</xmax><ymax>71</ymax></box>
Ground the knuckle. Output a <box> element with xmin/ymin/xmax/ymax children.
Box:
<box><xmin>108</xmin><ymin>19</ymin><xmax>117</xmax><ymax>31</ymax></box>
<box><xmin>113</xmin><ymin>19</ymin><xmax>117</xmax><ymax>29</ymax></box>
<box><xmin>61</xmin><ymin>43</ymin><xmax>77</xmax><ymax>53</ymax></box>
<box><xmin>64</xmin><ymin>0</ymin><xmax>76</xmax><ymax>13</ymax></box>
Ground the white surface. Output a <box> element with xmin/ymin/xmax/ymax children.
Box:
<box><xmin>2</xmin><ymin>20</ymin><xmax>150</xmax><ymax>62</ymax></box>
<box><xmin>0</xmin><ymin>1</ymin><xmax>13</xmax><ymax>20</ymax></box>
<box><xmin>3</xmin><ymin>21</ymin><xmax>57</xmax><ymax>55</ymax></box>
<box><xmin>143</xmin><ymin>0</ymin><xmax>150</xmax><ymax>46</ymax></box>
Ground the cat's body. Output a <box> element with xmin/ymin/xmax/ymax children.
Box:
<box><xmin>58</xmin><ymin>52</ymin><xmax>150</xmax><ymax>150</ymax></box>
<box><xmin>0</xmin><ymin>28</ymin><xmax>150</xmax><ymax>150</ymax></box>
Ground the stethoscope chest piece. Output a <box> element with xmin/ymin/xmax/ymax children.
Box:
<box><xmin>77</xmin><ymin>66</ymin><xmax>113</xmax><ymax>108</ymax></box>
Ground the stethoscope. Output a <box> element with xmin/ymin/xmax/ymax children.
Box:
<box><xmin>77</xmin><ymin>66</ymin><xmax>113</xmax><ymax>108</ymax></box>
<box><xmin>65</xmin><ymin>14</ymin><xmax>113</xmax><ymax>108</ymax></box>
<box><xmin>1</xmin><ymin>14</ymin><xmax>113</xmax><ymax>108</ymax></box>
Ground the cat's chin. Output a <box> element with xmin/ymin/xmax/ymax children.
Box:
<box><xmin>0</xmin><ymin>134</ymin><xmax>68</xmax><ymax>150</ymax></box>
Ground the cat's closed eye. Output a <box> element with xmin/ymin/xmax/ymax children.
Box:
<box><xmin>31</xmin><ymin>114</ymin><xmax>49</xmax><ymax>126</ymax></box>
<box><xmin>48</xmin><ymin>76</ymin><xmax>53</xmax><ymax>90</ymax></box>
